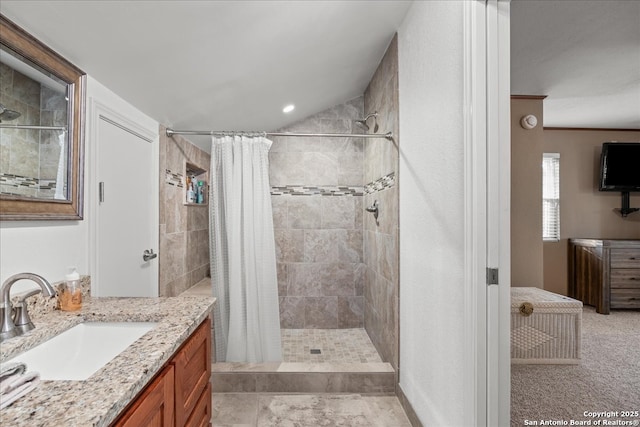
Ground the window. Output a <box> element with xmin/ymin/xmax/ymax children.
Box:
<box><xmin>542</xmin><ymin>153</ymin><xmax>560</xmax><ymax>241</ymax></box>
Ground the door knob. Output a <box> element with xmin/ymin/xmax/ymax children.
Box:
<box><xmin>143</xmin><ymin>249</ymin><xmax>157</xmax><ymax>262</ymax></box>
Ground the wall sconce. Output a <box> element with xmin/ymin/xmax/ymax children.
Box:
<box><xmin>520</xmin><ymin>114</ymin><xmax>538</xmax><ymax>130</ymax></box>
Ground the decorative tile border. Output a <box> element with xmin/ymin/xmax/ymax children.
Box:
<box><xmin>271</xmin><ymin>185</ymin><xmax>363</xmax><ymax>196</ymax></box>
<box><xmin>0</xmin><ymin>173</ymin><xmax>58</xmax><ymax>190</ymax></box>
<box><xmin>269</xmin><ymin>172</ymin><xmax>395</xmax><ymax>197</ymax></box>
<box><xmin>364</xmin><ymin>172</ymin><xmax>395</xmax><ymax>194</ymax></box>
<box><xmin>165</xmin><ymin>169</ymin><xmax>184</xmax><ymax>187</ymax></box>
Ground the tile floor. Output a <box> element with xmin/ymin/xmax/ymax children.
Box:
<box><xmin>281</xmin><ymin>329</ymin><xmax>383</xmax><ymax>363</ymax></box>
<box><xmin>189</xmin><ymin>281</ymin><xmax>410</xmax><ymax>425</ymax></box>
<box><xmin>212</xmin><ymin>393</ymin><xmax>412</xmax><ymax>427</ymax></box>
<box><xmin>184</xmin><ymin>279</ymin><xmax>383</xmax><ymax>364</ymax></box>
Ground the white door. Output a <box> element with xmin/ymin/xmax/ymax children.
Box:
<box><xmin>486</xmin><ymin>0</ymin><xmax>512</xmax><ymax>425</ymax></box>
<box><xmin>466</xmin><ymin>1</ymin><xmax>511</xmax><ymax>425</ymax></box>
<box><xmin>92</xmin><ymin>105</ymin><xmax>159</xmax><ymax>297</ymax></box>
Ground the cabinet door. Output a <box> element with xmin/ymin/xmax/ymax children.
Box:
<box><xmin>174</xmin><ymin>318</ymin><xmax>212</xmax><ymax>426</ymax></box>
<box><xmin>113</xmin><ymin>365</ymin><xmax>175</xmax><ymax>427</ymax></box>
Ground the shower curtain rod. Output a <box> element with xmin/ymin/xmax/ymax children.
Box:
<box><xmin>165</xmin><ymin>128</ymin><xmax>393</xmax><ymax>140</ymax></box>
<box><xmin>0</xmin><ymin>124</ymin><xmax>67</xmax><ymax>131</ymax></box>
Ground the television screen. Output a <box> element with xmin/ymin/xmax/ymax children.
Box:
<box><xmin>599</xmin><ymin>142</ymin><xmax>640</xmax><ymax>192</ymax></box>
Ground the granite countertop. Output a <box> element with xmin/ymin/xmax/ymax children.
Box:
<box><xmin>0</xmin><ymin>295</ymin><xmax>215</xmax><ymax>427</ymax></box>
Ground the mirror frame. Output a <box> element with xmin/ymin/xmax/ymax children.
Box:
<box><xmin>0</xmin><ymin>15</ymin><xmax>86</xmax><ymax>220</ymax></box>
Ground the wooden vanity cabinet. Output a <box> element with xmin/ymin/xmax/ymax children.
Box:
<box><xmin>112</xmin><ymin>317</ymin><xmax>212</xmax><ymax>427</ymax></box>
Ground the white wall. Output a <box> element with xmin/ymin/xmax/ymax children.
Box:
<box><xmin>398</xmin><ymin>2</ymin><xmax>467</xmax><ymax>425</ymax></box>
<box><xmin>1</xmin><ymin>113</ymin><xmax>90</xmax><ymax>291</ymax></box>
<box><xmin>0</xmin><ymin>75</ymin><xmax>157</xmax><ymax>294</ymax></box>
<box><xmin>0</xmin><ymin>220</ymin><xmax>89</xmax><ymax>293</ymax></box>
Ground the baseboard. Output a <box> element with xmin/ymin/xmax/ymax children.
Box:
<box><xmin>397</xmin><ymin>383</ymin><xmax>423</xmax><ymax>427</ymax></box>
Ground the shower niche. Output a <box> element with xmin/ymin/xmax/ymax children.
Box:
<box><xmin>184</xmin><ymin>162</ymin><xmax>208</xmax><ymax>206</ymax></box>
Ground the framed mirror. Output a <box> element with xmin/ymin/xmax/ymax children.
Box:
<box><xmin>0</xmin><ymin>15</ymin><xmax>86</xmax><ymax>220</ymax></box>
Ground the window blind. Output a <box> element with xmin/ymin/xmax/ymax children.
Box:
<box><xmin>542</xmin><ymin>153</ymin><xmax>560</xmax><ymax>241</ymax></box>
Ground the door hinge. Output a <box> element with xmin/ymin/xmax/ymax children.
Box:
<box><xmin>486</xmin><ymin>268</ymin><xmax>499</xmax><ymax>286</ymax></box>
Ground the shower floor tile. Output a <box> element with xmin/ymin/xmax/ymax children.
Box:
<box><xmin>281</xmin><ymin>329</ymin><xmax>383</xmax><ymax>363</ymax></box>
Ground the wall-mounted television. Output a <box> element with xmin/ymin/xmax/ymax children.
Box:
<box><xmin>598</xmin><ymin>142</ymin><xmax>640</xmax><ymax>192</ymax></box>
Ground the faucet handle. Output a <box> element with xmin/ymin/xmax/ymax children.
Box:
<box><xmin>13</xmin><ymin>289</ymin><xmax>42</xmax><ymax>334</ymax></box>
<box><xmin>0</xmin><ymin>308</ymin><xmax>18</xmax><ymax>341</ymax></box>
<box><xmin>16</xmin><ymin>287</ymin><xmax>55</xmax><ymax>333</ymax></box>
<box><xmin>13</xmin><ymin>302</ymin><xmax>34</xmax><ymax>334</ymax></box>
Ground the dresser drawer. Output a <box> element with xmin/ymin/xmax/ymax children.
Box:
<box><xmin>610</xmin><ymin>250</ymin><xmax>640</xmax><ymax>269</ymax></box>
<box><xmin>611</xmin><ymin>288</ymin><xmax>640</xmax><ymax>308</ymax></box>
<box><xmin>610</xmin><ymin>269</ymin><xmax>640</xmax><ymax>288</ymax></box>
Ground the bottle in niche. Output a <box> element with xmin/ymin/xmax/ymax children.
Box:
<box><xmin>60</xmin><ymin>267</ymin><xmax>82</xmax><ymax>311</ymax></box>
<box><xmin>187</xmin><ymin>180</ymin><xmax>196</xmax><ymax>204</ymax></box>
<box><xmin>197</xmin><ymin>181</ymin><xmax>205</xmax><ymax>203</ymax></box>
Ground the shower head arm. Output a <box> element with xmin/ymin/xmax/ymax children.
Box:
<box><xmin>363</xmin><ymin>112</ymin><xmax>378</xmax><ymax>122</ymax></box>
<box><xmin>355</xmin><ymin>111</ymin><xmax>379</xmax><ymax>133</ymax></box>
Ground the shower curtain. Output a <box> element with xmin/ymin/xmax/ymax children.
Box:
<box><xmin>209</xmin><ymin>135</ymin><xmax>282</xmax><ymax>363</ymax></box>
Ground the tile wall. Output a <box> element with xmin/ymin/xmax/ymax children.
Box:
<box><xmin>270</xmin><ymin>98</ymin><xmax>366</xmax><ymax>329</ymax></box>
<box><xmin>159</xmin><ymin>124</ymin><xmax>211</xmax><ymax>296</ymax></box>
<box><xmin>363</xmin><ymin>35</ymin><xmax>400</xmax><ymax>370</ymax></box>
<box><xmin>271</xmin><ymin>34</ymin><xmax>400</xmax><ymax>370</ymax></box>
<box><xmin>0</xmin><ymin>63</ymin><xmax>67</xmax><ymax>198</ymax></box>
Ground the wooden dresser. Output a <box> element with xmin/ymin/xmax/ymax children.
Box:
<box><xmin>568</xmin><ymin>239</ymin><xmax>640</xmax><ymax>314</ymax></box>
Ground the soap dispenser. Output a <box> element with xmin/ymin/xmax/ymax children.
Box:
<box><xmin>60</xmin><ymin>267</ymin><xmax>82</xmax><ymax>311</ymax></box>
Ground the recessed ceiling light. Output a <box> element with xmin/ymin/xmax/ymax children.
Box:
<box><xmin>283</xmin><ymin>104</ymin><xmax>295</xmax><ymax>113</ymax></box>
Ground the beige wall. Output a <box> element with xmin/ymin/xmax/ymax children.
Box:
<box><xmin>542</xmin><ymin>129</ymin><xmax>640</xmax><ymax>295</ymax></box>
<box><xmin>511</xmin><ymin>97</ymin><xmax>640</xmax><ymax>295</ymax></box>
<box><xmin>511</xmin><ymin>98</ymin><xmax>545</xmax><ymax>287</ymax></box>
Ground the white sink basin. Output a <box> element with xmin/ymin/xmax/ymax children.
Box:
<box><xmin>6</xmin><ymin>322</ymin><xmax>157</xmax><ymax>381</ymax></box>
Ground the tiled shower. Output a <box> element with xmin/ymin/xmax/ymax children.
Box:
<box><xmin>170</xmin><ymin>36</ymin><xmax>399</xmax><ymax>392</ymax></box>
<box><xmin>270</xmin><ymin>35</ymin><xmax>399</xmax><ymax>371</ymax></box>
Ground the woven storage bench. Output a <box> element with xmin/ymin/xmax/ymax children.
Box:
<box><xmin>511</xmin><ymin>287</ymin><xmax>582</xmax><ymax>364</ymax></box>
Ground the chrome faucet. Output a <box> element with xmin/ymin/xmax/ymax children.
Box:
<box><xmin>0</xmin><ymin>273</ymin><xmax>56</xmax><ymax>342</ymax></box>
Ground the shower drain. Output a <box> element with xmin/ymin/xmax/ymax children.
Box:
<box><xmin>310</xmin><ymin>349</ymin><xmax>322</xmax><ymax>355</ymax></box>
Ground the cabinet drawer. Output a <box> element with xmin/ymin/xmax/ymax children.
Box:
<box><xmin>610</xmin><ymin>250</ymin><xmax>640</xmax><ymax>269</ymax></box>
<box><xmin>611</xmin><ymin>288</ymin><xmax>640</xmax><ymax>308</ymax></box>
<box><xmin>184</xmin><ymin>382</ymin><xmax>211</xmax><ymax>427</ymax></box>
<box><xmin>611</xmin><ymin>269</ymin><xmax>640</xmax><ymax>288</ymax></box>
